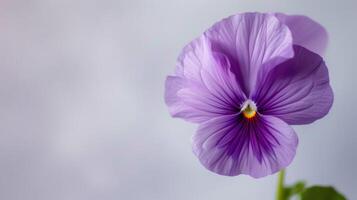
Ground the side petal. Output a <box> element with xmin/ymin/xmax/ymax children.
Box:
<box><xmin>275</xmin><ymin>13</ymin><xmax>328</xmax><ymax>56</ymax></box>
<box><xmin>205</xmin><ymin>12</ymin><xmax>294</xmax><ymax>95</ymax></box>
<box><xmin>193</xmin><ymin>114</ymin><xmax>298</xmax><ymax>178</ymax></box>
<box><xmin>253</xmin><ymin>45</ymin><xmax>333</xmax><ymax>125</ymax></box>
<box><xmin>165</xmin><ymin>36</ymin><xmax>246</xmax><ymax>123</ymax></box>
<box><xmin>165</xmin><ymin>76</ymin><xmax>215</xmax><ymax>123</ymax></box>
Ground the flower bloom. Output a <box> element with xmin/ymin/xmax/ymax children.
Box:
<box><xmin>165</xmin><ymin>12</ymin><xmax>333</xmax><ymax>178</ymax></box>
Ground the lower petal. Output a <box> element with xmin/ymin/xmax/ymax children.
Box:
<box><xmin>192</xmin><ymin>114</ymin><xmax>298</xmax><ymax>178</ymax></box>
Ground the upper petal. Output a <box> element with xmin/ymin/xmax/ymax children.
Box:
<box><xmin>275</xmin><ymin>13</ymin><xmax>328</xmax><ymax>56</ymax></box>
<box><xmin>253</xmin><ymin>45</ymin><xmax>333</xmax><ymax>125</ymax></box>
<box><xmin>205</xmin><ymin>12</ymin><xmax>294</xmax><ymax>96</ymax></box>
<box><xmin>165</xmin><ymin>36</ymin><xmax>246</xmax><ymax>123</ymax></box>
<box><xmin>193</xmin><ymin>114</ymin><xmax>298</xmax><ymax>178</ymax></box>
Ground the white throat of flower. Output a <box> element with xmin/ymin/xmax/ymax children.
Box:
<box><xmin>241</xmin><ymin>100</ymin><xmax>257</xmax><ymax>119</ymax></box>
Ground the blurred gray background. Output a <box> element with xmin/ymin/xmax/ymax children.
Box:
<box><xmin>0</xmin><ymin>0</ymin><xmax>355</xmax><ymax>199</ymax></box>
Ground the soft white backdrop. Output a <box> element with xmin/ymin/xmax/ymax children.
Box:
<box><xmin>0</xmin><ymin>0</ymin><xmax>355</xmax><ymax>199</ymax></box>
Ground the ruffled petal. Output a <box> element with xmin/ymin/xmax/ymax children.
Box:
<box><xmin>193</xmin><ymin>114</ymin><xmax>298</xmax><ymax>178</ymax></box>
<box><xmin>253</xmin><ymin>45</ymin><xmax>333</xmax><ymax>125</ymax></box>
<box><xmin>165</xmin><ymin>36</ymin><xmax>246</xmax><ymax>123</ymax></box>
<box><xmin>275</xmin><ymin>13</ymin><xmax>328</xmax><ymax>56</ymax></box>
<box><xmin>205</xmin><ymin>12</ymin><xmax>294</xmax><ymax>95</ymax></box>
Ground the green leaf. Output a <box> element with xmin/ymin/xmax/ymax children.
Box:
<box><xmin>283</xmin><ymin>181</ymin><xmax>306</xmax><ymax>199</ymax></box>
<box><xmin>301</xmin><ymin>186</ymin><xmax>346</xmax><ymax>200</ymax></box>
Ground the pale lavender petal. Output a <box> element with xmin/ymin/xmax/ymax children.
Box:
<box><xmin>253</xmin><ymin>45</ymin><xmax>333</xmax><ymax>125</ymax></box>
<box><xmin>193</xmin><ymin>114</ymin><xmax>298</xmax><ymax>177</ymax></box>
<box><xmin>165</xmin><ymin>36</ymin><xmax>246</xmax><ymax>123</ymax></box>
<box><xmin>275</xmin><ymin>13</ymin><xmax>328</xmax><ymax>56</ymax></box>
<box><xmin>205</xmin><ymin>12</ymin><xmax>294</xmax><ymax>95</ymax></box>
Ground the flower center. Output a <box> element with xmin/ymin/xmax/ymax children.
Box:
<box><xmin>241</xmin><ymin>100</ymin><xmax>257</xmax><ymax>119</ymax></box>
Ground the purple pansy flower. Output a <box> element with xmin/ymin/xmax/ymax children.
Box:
<box><xmin>165</xmin><ymin>12</ymin><xmax>333</xmax><ymax>178</ymax></box>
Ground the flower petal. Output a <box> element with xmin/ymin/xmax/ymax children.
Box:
<box><xmin>193</xmin><ymin>114</ymin><xmax>298</xmax><ymax>177</ymax></box>
<box><xmin>275</xmin><ymin>13</ymin><xmax>328</xmax><ymax>56</ymax></box>
<box><xmin>165</xmin><ymin>36</ymin><xmax>246</xmax><ymax>123</ymax></box>
<box><xmin>205</xmin><ymin>12</ymin><xmax>294</xmax><ymax>95</ymax></box>
<box><xmin>253</xmin><ymin>45</ymin><xmax>333</xmax><ymax>125</ymax></box>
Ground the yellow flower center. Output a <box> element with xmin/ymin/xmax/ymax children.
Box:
<box><xmin>243</xmin><ymin>106</ymin><xmax>256</xmax><ymax>119</ymax></box>
<box><xmin>241</xmin><ymin>100</ymin><xmax>257</xmax><ymax>119</ymax></box>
